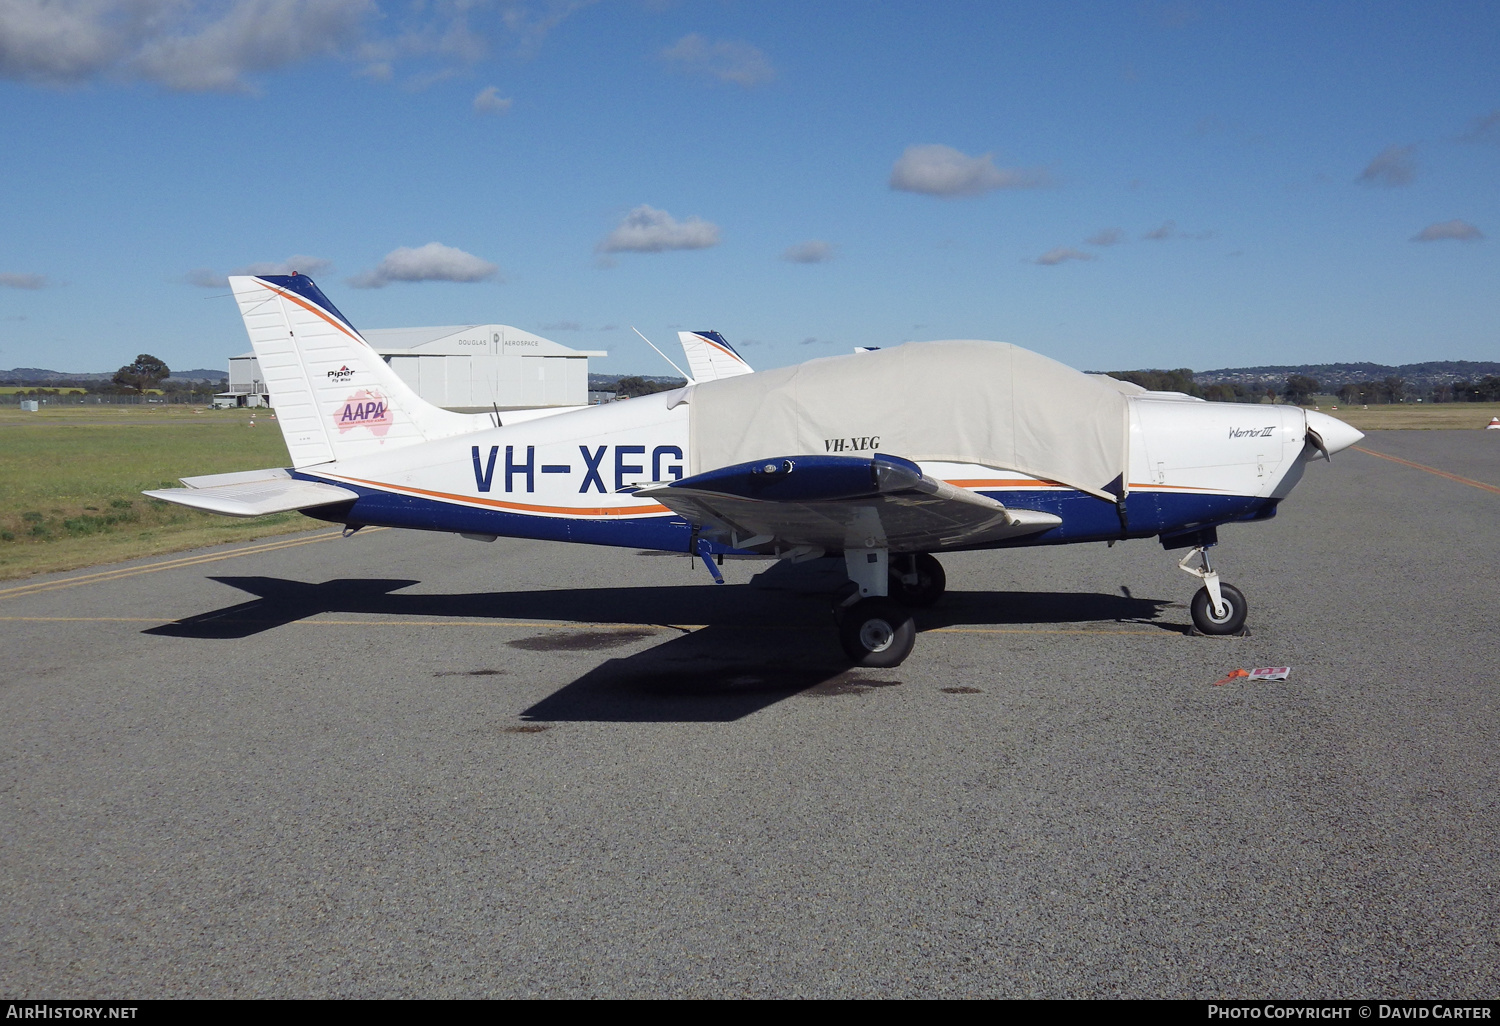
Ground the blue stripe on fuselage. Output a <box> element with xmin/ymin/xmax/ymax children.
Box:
<box><xmin>291</xmin><ymin>472</ymin><xmax>1278</xmax><ymax>555</ymax></box>
<box><xmin>964</xmin><ymin>488</ymin><xmax>1277</xmax><ymax>549</ymax></box>
<box><xmin>295</xmin><ymin>475</ymin><xmax>696</xmax><ymax>550</ymax></box>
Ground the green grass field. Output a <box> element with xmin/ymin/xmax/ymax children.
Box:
<box><xmin>1313</xmin><ymin>401</ymin><xmax>1500</xmax><ymax>432</ymax></box>
<box><xmin>0</xmin><ymin>405</ymin><xmax>308</xmax><ymax>580</ymax></box>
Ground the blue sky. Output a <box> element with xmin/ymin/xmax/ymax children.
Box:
<box><xmin>1</xmin><ymin>0</ymin><xmax>1496</xmax><ymax>377</ymax></box>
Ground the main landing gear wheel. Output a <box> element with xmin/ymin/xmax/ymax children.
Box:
<box><xmin>1190</xmin><ymin>582</ymin><xmax>1248</xmax><ymax>635</ymax></box>
<box><xmin>889</xmin><ymin>553</ymin><xmax>946</xmax><ymax>607</ymax></box>
<box><xmin>837</xmin><ymin>598</ymin><xmax>916</xmax><ymax>667</ymax></box>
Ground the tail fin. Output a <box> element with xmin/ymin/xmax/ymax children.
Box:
<box><xmin>230</xmin><ymin>274</ymin><xmax>485</xmax><ymax>468</ymax></box>
<box><xmin>678</xmin><ymin>330</ymin><xmax>754</xmax><ymax>382</ymax></box>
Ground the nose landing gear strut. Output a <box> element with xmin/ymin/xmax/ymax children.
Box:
<box><xmin>1177</xmin><ymin>544</ymin><xmax>1249</xmax><ymax>635</ymax></box>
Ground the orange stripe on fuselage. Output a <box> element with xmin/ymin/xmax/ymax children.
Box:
<box><xmin>317</xmin><ymin>473</ymin><xmax>672</xmax><ymax>518</ymax></box>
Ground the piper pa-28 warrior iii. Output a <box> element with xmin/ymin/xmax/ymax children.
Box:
<box><xmin>148</xmin><ymin>274</ymin><xmax>1363</xmax><ymax>667</ymax></box>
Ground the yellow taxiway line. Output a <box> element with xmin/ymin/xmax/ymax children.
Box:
<box><xmin>0</xmin><ymin>528</ymin><xmax>386</xmax><ymax>601</ymax></box>
<box><xmin>1354</xmin><ymin>445</ymin><xmax>1500</xmax><ymax>496</ymax></box>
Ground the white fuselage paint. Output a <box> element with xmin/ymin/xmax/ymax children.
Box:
<box><xmin>307</xmin><ymin>388</ymin><xmax>1330</xmax><ymax>521</ymax></box>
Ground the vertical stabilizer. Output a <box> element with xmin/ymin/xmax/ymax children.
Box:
<box><xmin>229</xmin><ymin>274</ymin><xmax>486</xmax><ymax>468</ymax></box>
<box><xmin>678</xmin><ymin>330</ymin><xmax>754</xmax><ymax>382</ymax></box>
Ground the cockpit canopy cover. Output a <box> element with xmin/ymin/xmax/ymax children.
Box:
<box><xmin>688</xmin><ymin>340</ymin><xmax>1129</xmax><ymax>501</ymax></box>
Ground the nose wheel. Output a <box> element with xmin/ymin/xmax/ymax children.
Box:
<box><xmin>1190</xmin><ymin>581</ymin><xmax>1247</xmax><ymax>634</ymax></box>
<box><xmin>1178</xmin><ymin>545</ymin><xmax>1250</xmax><ymax>635</ymax></box>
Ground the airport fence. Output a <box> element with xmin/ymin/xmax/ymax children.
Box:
<box><xmin>0</xmin><ymin>393</ymin><xmax>220</xmax><ymax>407</ymax></box>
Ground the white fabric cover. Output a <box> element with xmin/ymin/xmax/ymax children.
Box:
<box><xmin>688</xmin><ymin>340</ymin><xmax>1129</xmax><ymax>501</ymax></box>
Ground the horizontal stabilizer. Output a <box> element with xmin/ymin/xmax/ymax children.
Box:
<box><xmin>144</xmin><ymin>468</ymin><xmax>358</xmax><ymax>518</ymax></box>
<box><xmin>679</xmin><ymin>330</ymin><xmax>754</xmax><ymax>382</ymax></box>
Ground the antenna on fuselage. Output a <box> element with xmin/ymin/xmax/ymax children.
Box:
<box><xmin>631</xmin><ymin>327</ymin><xmax>693</xmax><ymax>383</ymax></box>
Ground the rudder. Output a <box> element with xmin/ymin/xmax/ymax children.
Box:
<box><xmin>230</xmin><ymin>274</ymin><xmax>484</xmax><ymax>468</ymax></box>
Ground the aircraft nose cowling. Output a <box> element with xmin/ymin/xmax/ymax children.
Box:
<box><xmin>1305</xmin><ymin>409</ymin><xmax>1364</xmax><ymax>456</ymax></box>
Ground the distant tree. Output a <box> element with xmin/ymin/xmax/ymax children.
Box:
<box><xmin>1464</xmin><ymin>375</ymin><xmax>1500</xmax><ymax>402</ymax></box>
<box><xmin>113</xmin><ymin>354</ymin><xmax>170</xmax><ymax>394</ymax></box>
<box><xmin>1383</xmin><ymin>375</ymin><xmax>1406</xmax><ymax>403</ymax></box>
<box><xmin>1106</xmin><ymin>368</ymin><xmax>1204</xmax><ymax>397</ymax></box>
<box><xmin>613</xmin><ymin>375</ymin><xmax>683</xmax><ymax>398</ymax></box>
<box><xmin>1283</xmin><ymin>374</ymin><xmax>1320</xmax><ymax>405</ymax></box>
<box><xmin>1201</xmin><ymin>382</ymin><xmax>1256</xmax><ymax>403</ymax></box>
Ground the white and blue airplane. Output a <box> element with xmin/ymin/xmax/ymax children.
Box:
<box><xmin>147</xmin><ymin>273</ymin><xmax>1363</xmax><ymax>667</ymax></box>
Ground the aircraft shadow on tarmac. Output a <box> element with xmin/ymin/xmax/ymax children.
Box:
<box><xmin>145</xmin><ymin>560</ymin><xmax>1176</xmax><ymax>723</ymax></box>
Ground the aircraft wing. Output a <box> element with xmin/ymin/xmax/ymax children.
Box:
<box><xmin>634</xmin><ymin>453</ymin><xmax>1060</xmax><ymax>554</ymax></box>
<box><xmin>144</xmin><ymin>468</ymin><xmax>358</xmax><ymax>518</ymax></box>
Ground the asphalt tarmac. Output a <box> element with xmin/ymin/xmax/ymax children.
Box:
<box><xmin>2</xmin><ymin>431</ymin><xmax>1496</xmax><ymax>998</ymax></box>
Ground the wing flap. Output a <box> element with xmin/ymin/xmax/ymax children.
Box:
<box><xmin>636</xmin><ymin>454</ymin><xmax>1061</xmax><ymax>552</ymax></box>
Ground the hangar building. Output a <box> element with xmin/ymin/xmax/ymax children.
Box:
<box><xmin>224</xmin><ymin>324</ymin><xmax>606</xmax><ymax>411</ymax></box>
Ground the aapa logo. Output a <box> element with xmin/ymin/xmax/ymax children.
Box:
<box><xmin>326</xmin><ymin>365</ymin><xmax>355</xmax><ymax>382</ymax></box>
<box><xmin>335</xmin><ymin>390</ymin><xmax>394</xmax><ymax>437</ymax></box>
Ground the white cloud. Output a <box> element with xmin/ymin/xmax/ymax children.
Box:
<box><xmin>1461</xmin><ymin>109</ymin><xmax>1500</xmax><ymax>143</ymax></box>
<box><xmin>1411</xmin><ymin>220</ymin><xmax>1484</xmax><ymax>243</ymax></box>
<box><xmin>501</xmin><ymin>0</ymin><xmax>596</xmax><ymax>54</ymax></box>
<box><xmin>473</xmin><ymin>85</ymin><xmax>512</xmax><ymax>114</ymax></box>
<box><xmin>782</xmin><ymin>240</ymin><xmax>834</xmax><ymax>264</ymax></box>
<box><xmin>1358</xmin><ymin>144</ymin><xmax>1417</xmax><ymax>187</ymax></box>
<box><xmin>661</xmin><ymin>33</ymin><xmax>773</xmax><ymax>87</ymax></box>
<box><xmin>1140</xmin><ymin>220</ymin><xmax>1217</xmax><ymax>242</ymax></box>
<box><xmin>139</xmin><ymin>0</ymin><xmax>371</xmax><ymax>92</ymax></box>
<box><xmin>1033</xmin><ymin>247</ymin><xmax>1094</xmax><ymax>266</ymax></box>
<box><xmin>1141</xmin><ymin>220</ymin><xmax>1214</xmax><ymax>242</ymax></box>
<box><xmin>0</xmin><ymin>272</ymin><xmax>48</xmax><ymax>289</ymax></box>
<box><xmin>185</xmin><ymin>254</ymin><xmax>333</xmax><ymax>287</ymax></box>
<box><xmin>597</xmin><ymin>205</ymin><xmax>720</xmax><ymax>254</ymax></box>
<box><xmin>349</xmin><ymin>242</ymin><xmax>500</xmax><ymax>288</ymax></box>
<box><xmin>889</xmin><ymin>144</ymin><xmax>1049</xmax><ymax>198</ymax></box>
<box><xmin>0</xmin><ymin>0</ymin><xmax>590</xmax><ymax>91</ymax></box>
<box><xmin>0</xmin><ymin>0</ymin><xmax>370</xmax><ymax>91</ymax></box>
<box><xmin>0</xmin><ymin>0</ymin><xmax>122</xmax><ymax>83</ymax></box>
<box><xmin>1087</xmin><ymin>228</ymin><xmax>1125</xmax><ymax>246</ymax></box>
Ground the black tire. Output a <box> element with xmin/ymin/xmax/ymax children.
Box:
<box><xmin>889</xmin><ymin>552</ymin><xmax>946</xmax><ymax>608</ymax></box>
<box><xmin>837</xmin><ymin>598</ymin><xmax>917</xmax><ymax>667</ymax></box>
<box><xmin>1190</xmin><ymin>583</ymin><xmax>1248</xmax><ymax>635</ymax></box>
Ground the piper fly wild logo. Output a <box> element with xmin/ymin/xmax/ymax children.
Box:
<box><xmin>1229</xmin><ymin>426</ymin><xmax>1276</xmax><ymax>439</ymax></box>
<box><xmin>326</xmin><ymin>365</ymin><xmax>355</xmax><ymax>382</ymax></box>
<box><xmin>336</xmin><ymin>390</ymin><xmax>394</xmax><ymax>437</ymax></box>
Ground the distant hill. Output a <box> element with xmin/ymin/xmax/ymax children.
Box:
<box><xmin>0</xmin><ymin>367</ymin><xmax>226</xmax><ymax>384</ymax></box>
<box><xmin>0</xmin><ymin>368</ymin><xmax>112</xmax><ymax>384</ymax></box>
<box><xmin>1191</xmin><ymin>361</ymin><xmax>1500</xmax><ymax>389</ymax></box>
